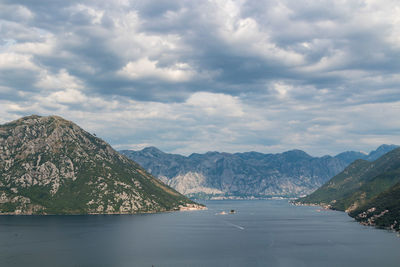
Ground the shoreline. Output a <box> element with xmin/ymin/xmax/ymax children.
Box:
<box><xmin>291</xmin><ymin>201</ymin><xmax>400</xmax><ymax>235</ymax></box>
<box><xmin>0</xmin><ymin>203</ymin><xmax>207</xmax><ymax>216</ymax></box>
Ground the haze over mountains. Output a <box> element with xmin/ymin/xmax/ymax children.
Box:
<box><xmin>0</xmin><ymin>115</ymin><xmax>199</xmax><ymax>215</ymax></box>
<box><xmin>120</xmin><ymin>145</ymin><xmax>398</xmax><ymax>198</ymax></box>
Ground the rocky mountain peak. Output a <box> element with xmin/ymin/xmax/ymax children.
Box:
<box><xmin>121</xmin><ymin>145</ymin><xmax>398</xmax><ymax>199</ymax></box>
<box><xmin>7</xmin><ymin>115</ymin><xmax>71</xmax><ymax>127</ymax></box>
<box><xmin>0</xmin><ymin>115</ymin><xmax>199</xmax><ymax>214</ymax></box>
<box><xmin>141</xmin><ymin>146</ymin><xmax>165</xmax><ymax>156</ymax></box>
<box><xmin>368</xmin><ymin>144</ymin><xmax>399</xmax><ymax>160</ymax></box>
<box><xmin>281</xmin><ymin>149</ymin><xmax>312</xmax><ymax>159</ymax></box>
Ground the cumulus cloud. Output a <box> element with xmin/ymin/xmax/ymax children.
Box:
<box><xmin>118</xmin><ymin>58</ymin><xmax>195</xmax><ymax>82</ymax></box>
<box><xmin>35</xmin><ymin>69</ymin><xmax>83</xmax><ymax>90</ymax></box>
<box><xmin>185</xmin><ymin>92</ymin><xmax>244</xmax><ymax>117</ymax></box>
<box><xmin>0</xmin><ymin>52</ymin><xmax>39</xmax><ymax>70</ymax></box>
<box><xmin>1</xmin><ymin>0</ymin><xmax>400</xmax><ymax>155</ymax></box>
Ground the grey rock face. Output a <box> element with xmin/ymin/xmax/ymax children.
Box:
<box><xmin>0</xmin><ymin>115</ymin><xmax>197</xmax><ymax>214</ymax></box>
<box><xmin>121</xmin><ymin>145</ymin><xmax>398</xmax><ymax>198</ymax></box>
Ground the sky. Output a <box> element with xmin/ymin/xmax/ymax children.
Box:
<box><xmin>1</xmin><ymin>0</ymin><xmax>400</xmax><ymax>156</ymax></box>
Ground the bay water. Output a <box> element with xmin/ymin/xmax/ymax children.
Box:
<box><xmin>1</xmin><ymin>200</ymin><xmax>399</xmax><ymax>267</ymax></box>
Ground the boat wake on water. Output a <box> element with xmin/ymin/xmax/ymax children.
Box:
<box><xmin>222</xmin><ymin>220</ymin><xmax>245</xmax><ymax>230</ymax></box>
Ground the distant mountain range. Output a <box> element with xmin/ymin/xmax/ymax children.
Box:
<box><xmin>0</xmin><ymin>115</ymin><xmax>200</xmax><ymax>215</ymax></box>
<box><xmin>296</xmin><ymin>147</ymin><xmax>400</xmax><ymax>232</ymax></box>
<box><xmin>334</xmin><ymin>144</ymin><xmax>399</xmax><ymax>163</ymax></box>
<box><xmin>120</xmin><ymin>144</ymin><xmax>398</xmax><ymax>198</ymax></box>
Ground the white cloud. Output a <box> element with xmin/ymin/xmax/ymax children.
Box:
<box><xmin>118</xmin><ymin>57</ymin><xmax>194</xmax><ymax>82</ymax></box>
<box><xmin>109</xmin><ymin>11</ymin><xmax>184</xmax><ymax>61</ymax></box>
<box><xmin>0</xmin><ymin>52</ymin><xmax>39</xmax><ymax>70</ymax></box>
<box><xmin>214</xmin><ymin>1</ymin><xmax>304</xmax><ymax>65</ymax></box>
<box><xmin>12</xmin><ymin>37</ymin><xmax>55</xmax><ymax>56</ymax></box>
<box><xmin>185</xmin><ymin>92</ymin><xmax>244</xmax><ymax>117</ymax></box>
<box><xmin>35</xmin><ymin>69</ymin><xmax>83</xmax><ymax>91</ymax></box>
<box><xmin>272</xmin><ymin>82</ymin><xmax>292</xmax><ymax>99</ymax></box>
<box><xmin>113</xmin><ymin>143</ymin><xmax>154</xmax><ymax>151</ymax></box>
<box><xmin>46</xmin><ymin>89</ymin><xmax>87</xmax><ymax>104</ymax></box>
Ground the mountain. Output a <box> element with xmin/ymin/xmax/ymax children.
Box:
<box><xmin>349</xmin><ymin>182</ymin><xmax>400</xmax><ymax>231</ymax></box>
<box><xmin>366</xmin><ymin>144</ymin><xmax>399</xmax><ymax>161</ymax></box>
<box><xmin>0</xmin><ymin>115</ymin><xmax>201</xmax><ymax>215</ymax></box>
<box><xmin>295</xmin><ymin>148</ymin><xmax>400</xmax><ymax>211</ymax></box>
<box><xmin>335</xmin><ymin>144</ymin><xmax>399</xmax><ymax>165</ymax></box>
<box><xmin>334</xmin><ymin>151</ymin><xmax>368</xmax><ymax>165</ymax></box>
<box><xmin>120</xmin><ymin>145</ymin><xmax>397</xmax><ymax>198</ymax></box>
<box><xmin>295</xmin><ymin>147</ymin><xmax>400</xmax><ymax>231</ymax></box>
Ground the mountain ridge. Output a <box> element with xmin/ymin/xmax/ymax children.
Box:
<box><xmin>296</xmin><ymin>147</ymin><xmax>400</xmax><ymax>211</ymax></box>
<box><xmin>295</xmin><ymin>147</ymin><xmax>400</xmax><ymax>232</ymax></box>
<box><xmin>120</xmin><ymin>144</ymin><xmax>398</xmax><ymax>198</ymax></box>
<box><xmin>0</xmin><ymin>115</ymin><xmax>201</xmax><ymax>215</ymax></box>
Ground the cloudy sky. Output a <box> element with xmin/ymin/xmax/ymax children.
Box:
<box><xmin>1</xmin><ymin>0</ymin><xmax>400</xmax><ymax>156</ymax></box>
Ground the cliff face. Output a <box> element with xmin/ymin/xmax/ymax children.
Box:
<box><xmin>121</xmin><ymin>145</ymin><xmax>397</xmax><ymax>198</ymax></box>
<box><xmin>120</xmin><ymin>148</ymin><xmax>348</xmax><ymax>197</ymax></box>
<box><xmin>0</xmin><ymin>115</ymin><xmax>199</xmax><ymax>215</ymax></box>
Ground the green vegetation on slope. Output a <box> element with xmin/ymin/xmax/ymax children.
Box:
<box><xmin>295</xmin><ymin>159</ymin><xmax>372</xmax><ymax>209</ymax></box>
<box><xmin>349</xmin><ymin>182</ymin><xmax>400</xmax><ymax>231</ymax></box>
<box><xmin>296</xmin><ymin>148</ymin><xmax>400</xmax><ymax>212</ymax></box>
<box><xmin>0</xmin><ymin>115</ymin><xmax>200</xmax><ymax>215</ymax></box>
<box><xmin>295</xmin><ymin>147</ymin><xmax>400</xmax><ymax>231</ymax></box>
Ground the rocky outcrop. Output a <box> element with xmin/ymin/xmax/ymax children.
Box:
<box><xmin>0</xmin><ymin>115</ymin><xmax>201</xmax><ymax>214</ymax></box>
<box><xmin>166</xmin><ymin>172</ymin><xmax>224</xmax><ymax>197</ymax></box>
<box><xmin>120</xmin><ymin>145</ymin><xmax>397</xmax><ymax>198</ymax></box>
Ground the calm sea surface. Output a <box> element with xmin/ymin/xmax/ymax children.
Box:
<box><xmin>1</xmin><ymin>199</ymin><xmax>399</xmax><ymax>267</ymax></box>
